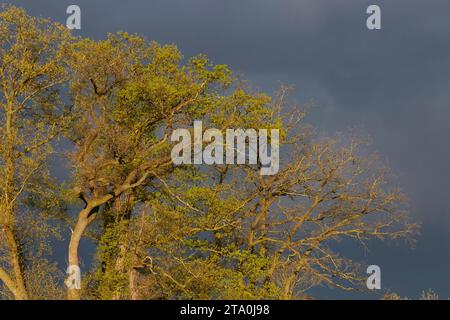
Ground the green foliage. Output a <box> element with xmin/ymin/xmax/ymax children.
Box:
<box><xmin>91</xmin><ymin>221</ymin><xmax>131</xmax><ymax>300</ymax></box>
<box><xmin>0</xmin><ymin>5</ymin><xmax>418</xmax><ymax>301</ymax></box>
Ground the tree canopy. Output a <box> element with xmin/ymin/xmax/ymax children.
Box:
<box><xmin>0</xmin><ymin>6</ymin><xmax>417</xmax><ymax>300</ymax></box>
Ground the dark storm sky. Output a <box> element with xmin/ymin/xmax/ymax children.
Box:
<box><xmin>7</xmin><ymin>0</ymin><xmax>450</xmax><ymax>298</ymax></box>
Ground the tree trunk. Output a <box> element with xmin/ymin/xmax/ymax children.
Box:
<box><xmin>129</xmin><ymin>266</ymin><xmax>140</xmax><ymax>300</ymax></box>
<box><xmin>4</xmin><ymin>226</ymin><xmax>28</xmax><ymax>300</ymax></box>
<box><xmin>67</xmin><ymin>208</ymin><xmax>90</xmax><ymax>300</ymax></box>
<box><xmin>2</xmin><ymin>106</ymin><xmax>28</xmax><ymax>300</ymax></box>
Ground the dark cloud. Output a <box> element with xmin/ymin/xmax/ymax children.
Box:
<box><xmin>7</xmin><ymin>0</ymin><xmax>450</xmax><ymax>298</ymax></box>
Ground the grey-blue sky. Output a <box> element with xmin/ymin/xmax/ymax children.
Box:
<box><xmin>7</xmin><ymin>0</ymin><xmax>450</xmax><ymax>298</ymax></box>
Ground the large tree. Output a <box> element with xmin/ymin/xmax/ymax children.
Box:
<box><xmin>0</xmin><ymin>6</ymin><xmax>418</xmax><ymax>300</ymax></box>
<box><xmin>63</xmin><ymin>32</ymin><xmax>232</xmax><ymax>299</ymax></box>
<box><xmin>104</xmin><ymin>87</ymin><xmax>417</xmax><ymax>300</ymax></box>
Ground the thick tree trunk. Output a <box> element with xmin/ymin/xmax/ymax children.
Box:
<box><xmin>3</xmin><ymin>226</ymin><xmax>28</xmax><ymax>300</ymax></box>
<box><xmin>67</xmin><ymin>208</ymin><xmax>91</xmax><ymax>300</ymax></box>
<box><xmin>129</xmin><ymin>266</ymin><xmax>140</xmax><ymax>300</ymax></box>
<box><xmin>111</xmin><ymin>193</ymin><xmax>134</xmax><ymax>300</ymax></box>
<box><xmin>2</xmin><ymin>108</ymin><xmax>28</xmax><ymax>300</ymax></box>
<box><xmin>66</xmin><ymin>193</ymin><xmax>114</xmax><ymax>299</ymax></box>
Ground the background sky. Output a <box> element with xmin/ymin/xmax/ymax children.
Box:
<box><xmin>7</xmin><ymin>0</ymin><xmax>450</xmax><ymax>299</ymax></box>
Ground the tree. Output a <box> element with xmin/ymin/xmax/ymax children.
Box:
<box><xmin>63</xmin><ymin>32</ymin><xmax>232</xmax><ymax>299</ymax></box>
<box><xmin>383</xmin><ymin>289</ymin><xmax>441</xmax><ymax>300</ymax></box>
<box><xmin>64</xmin><ymin>35</ymin><xmax>417</xmax><ymax>300</ymax></box>
<box><xmin>0</xmin><ymin>6</ymin><xmax>419</xmax><ymax>300</ymax></box>
<box><xmin>0</xmin><ymin>6</ymin><xmax>71</xmax><ymax>300</ymax></box>
<box><xmin>110</xmin><ymin>87</ymin><xmax>417</xmax><ymax>299</ymax></box>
